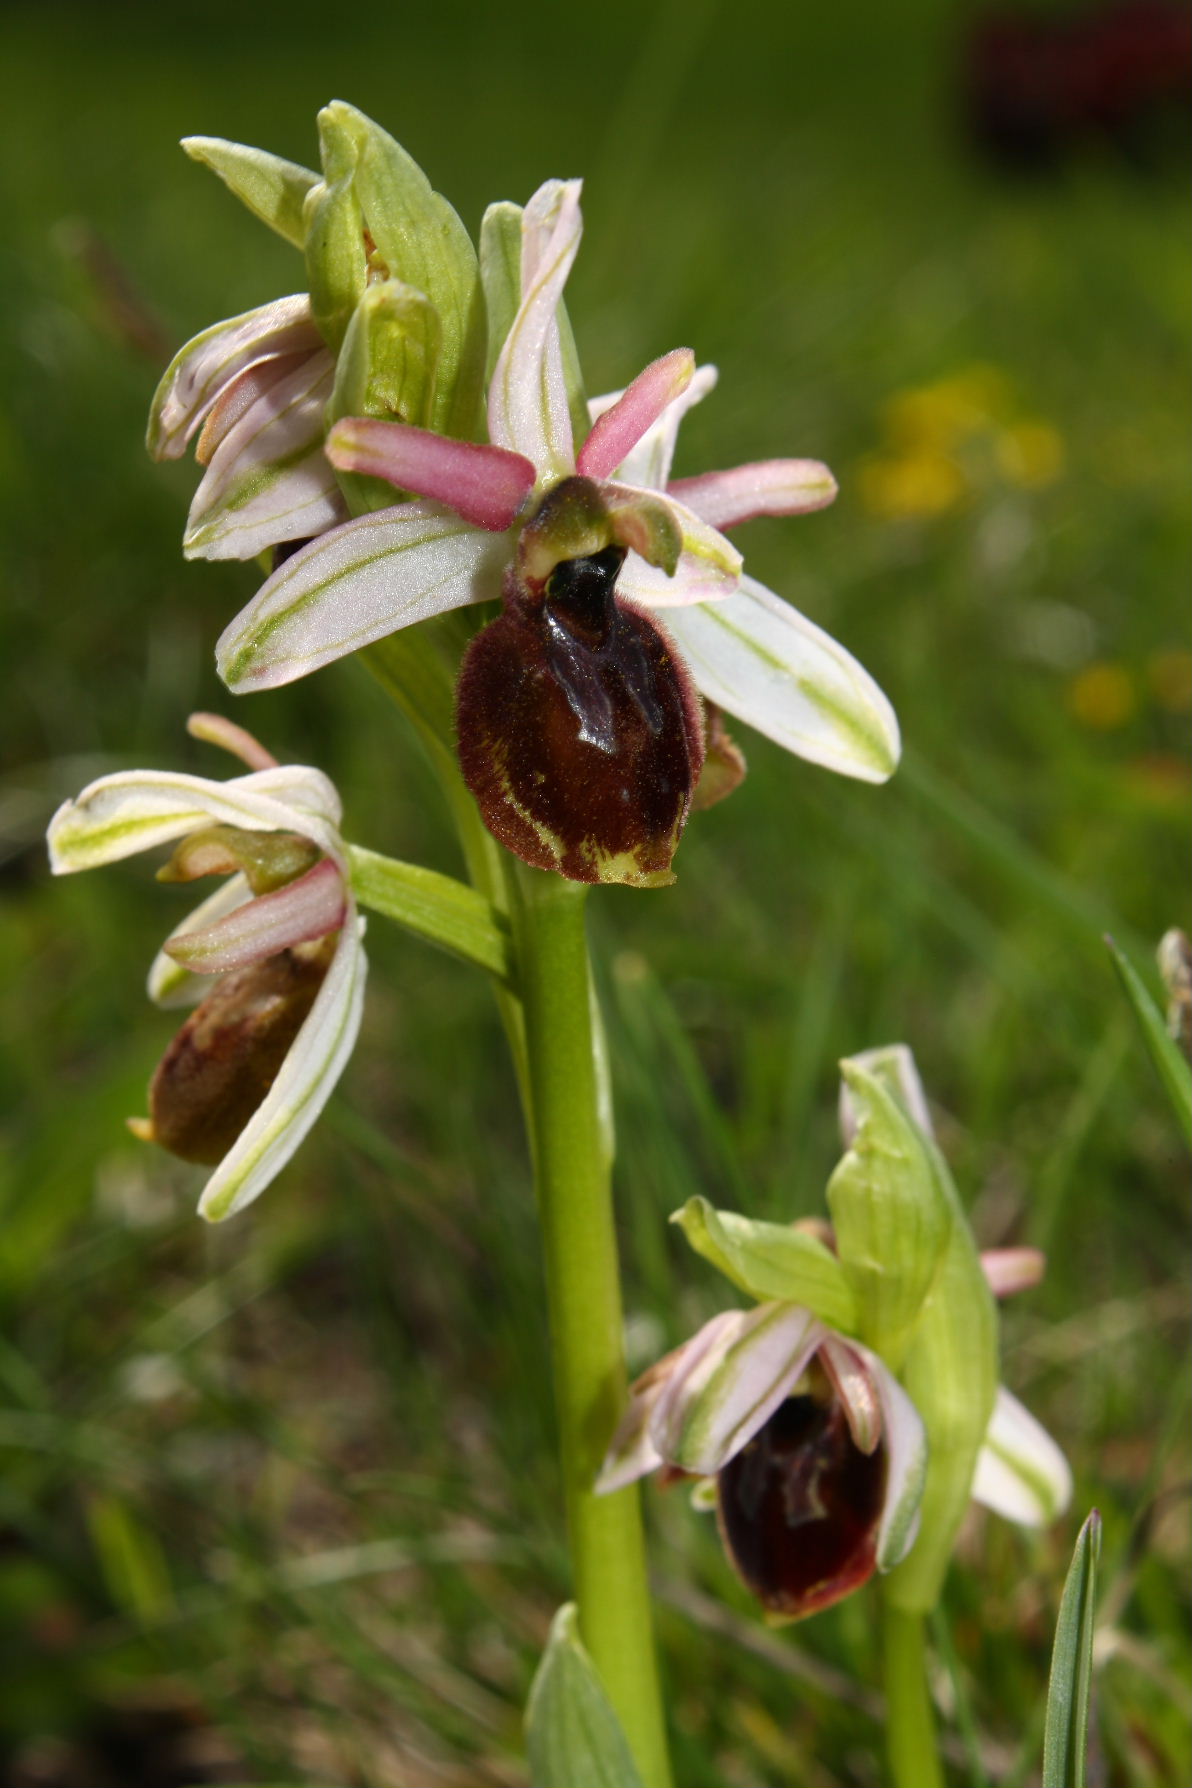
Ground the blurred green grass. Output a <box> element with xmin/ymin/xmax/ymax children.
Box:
<box><xmin>0</xmin><ymin>1</ymin><xmax>1188</xmax><ymax>1783</ymax></box>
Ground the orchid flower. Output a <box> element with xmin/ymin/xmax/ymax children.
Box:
<box><xmin>213</xmin><ymin>182</ymin><xmax>742</xmax><ymax>692</ymax></box>
<box><xmin>597</xmin><ymin>1044</ymin><xmax>1070</xmax><ymax>1624</ymax></box>
<box><xmin>46</xmin><ymin>714</ymin><xmax>366</xmax><ymax>1221</ymax></box>
<box><xmin>597</xmin><ymin>1302</ymin><xmax>928</xmax><ymax>1622</ymax></box>
<box><xmin>213</xmin><ymin>178</ymin><xmax>899</xmax><ymax>790</ymax></box>
<box><xmin>147</xmin><ymin>297</ymin><xmax>346</xmax><ymax>562</ymax></box>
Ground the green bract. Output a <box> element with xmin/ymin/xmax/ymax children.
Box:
<box><xmin>304</xmin><ymin>107</ymin><xmax>368</xmax><ymax>352</ymax></box>
<box><xmin>672</xmin><ymin>1195</ymin><xmax>857</xmax><ymax>1330</ymax></box>
<box><xmin>328</xmin><ymin>280</ymin><xmax>443</xmax><ymax>512</ymax></box>
<box><xmin>183</xmin><ymin>135</ymin><xmax>318</xmax><ymax>248</ymax></box>
<box><xmin>326</xmin><ymin>101</ymin><xmax>484</xmax><ymax>441</ymax></box>
<box><xmin>885</xmin><ymin>1140</ymin><xmax>998</xmax><ymax>1612</ymax></box>
<box><xmin>827</xmin><ymin>1061</ymin><xmax>952</xmax><ymax>1367</ymax></box>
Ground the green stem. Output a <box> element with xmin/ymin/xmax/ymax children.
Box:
<box><xmin>511</xmin><ymin>864</ymin><xmax>672</xmax><ymax>1788</ymax></box>
<box><xmin>883</xmin><ymin>1602</ymin><xmax>945</xmax><ymax>1788</ymax></box>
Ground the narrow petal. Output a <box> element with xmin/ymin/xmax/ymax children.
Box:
<box><xmin>186</xmin><ymin>712</ymin><xmax>278</xmax><ymax>771</ymax></box>
<box><xmin>198</xmin><ymin>914</ymin><xmax>368</xmax><ymax>1221</ymax></box>
<box><xmin>980</xmin><ymin>1247</ymin><xmax>1046</xmax><ymax>1298</ymax></box>
<box><xmin>216</xmin><ymin>502</ymin><xmax>508</xmax><ymax>691</ymax></box>
<box><xmin>48</xmin><ymin>766</ymin><xmax>344</xmax><ymax>874</ymax></box>
<box><xmin>165</xmin><ymin>857</ymin><xmax>345</xmax><ymax>975</ymax></box>
<box><xmin>326</xmin><ymin>418</ymin><xmax>536</xmax><ymax>530</ymax></box>
<box><xmin>194</xmin><ymin>351</ymin><xmax>311</xmax><ymax>465</ymax></box>
<box><xmin>577</xmin><ymin>349</ymin><xmax>695</xmax><ymax>481</ymax></box>
<box><xmin>839</xmin><ymin>1043</ymin><xmax>934</xmax><ymax>1145</ymax></box>
<box><xmin>595</xmin><ymin>363</ymin><xmax>719</xmax><ymax>493</ymax></box>
<box><xmin>147</xmin><ymin>295</ymin><xmax>321</xmax><ymax>460</ymax></box>
<box><xmin>593</xmin><ymin>1329</ymin><xmax>718</xmax><ymax>1496</ymax></box>
<box><xmin>652</xmin><ymin>1302</ymin><xmax>824</xmax><ymax>1477</ymax></box>
<box><xmin>608</xmin><ymin>488</ymin><xmax>742</xmax><ymax>607</ymax></box>
<box><xmin>148</xmin><ymin>872</ymin><xmax>253</xmax><ymax>1009</ymax></box>
<box><xmin>669</xmin><ymin>459</ymin><xmax>838</xmax><ymax>528</ymax></box>
<box><xmin>662</xmin><ymin>574</ymin><xmax>901</xmax><ymax>782</ymax></box>
<box><xmin>818</xmin><ymin>1332</ymin><xmax>882</xmax><ymax>1454</ymax></box>
<box><xmin>487</xmin><ymin>179</ymin><xmax>581</xmax><ymax>479</ymax></box>
<box><xmin>860</xmin><ymin>1343</ymin><xmax>928</xmax><ymax>1570</ymax></box>
<box><xmin>971</xmin><ymin>1386</ymin><xmax>1073</xmax><ymax>1527</ymax></box>
<box><xmin>183</xmin><ymin>352</ymin><xmax>346</xmax><ymax>561</ymax></box>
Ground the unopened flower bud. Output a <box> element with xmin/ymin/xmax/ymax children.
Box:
<box><xmin>156</xmin><ymin>824</ymin><xmax>321</xmax><ymax>895</ymax></box>
<box><xmin>142</xmin><ymin>937</ymin><xmax>336</xmax><ymax>1165</ymax></box>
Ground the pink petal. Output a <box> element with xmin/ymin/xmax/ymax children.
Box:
<box><xmin>980</xmin><ymin>1248</ymin><xmax>1046</xmax><ymax>1298</ymax></box>
<box><xmin>186</xmin><ymin>712</ymin><xmax>279</xmax><ymax>771</ymax></box>
<box><xmin>577</xmin><ymin>349</ymin><xmax>695</xmax><ymax>481</ymax></box>
<box><xmin>184</xmin><ymin>353</ymin><xmax>347</xmax><ymax>561</ymax></box>
<box><xmin>164</xmin><ymin>857</ymin><xmax>345</xmax><ymax>975</ymax></box>
<box><xmin>669</xmin><ymin>459</ymin><xmax>838</xmax><ymax>529</ymax></box>
<box><xmin>194</xmin><ymin>351</ymin><xmax>313</xmax><ymax>466</ymax></box>
<box><xmin>325</xmin><ymin>419</ymin><xmax>537</xmax><ymax>532</ymax></box>
<box><xmin>147</xmin><ymin>295</ymin><xmax>322</xmax><ymax>461</ymax></box>
<box><xmin>818</xmin><ymin>1332</ymin><xmax>882</xmax><ymax>1455</ymax></box>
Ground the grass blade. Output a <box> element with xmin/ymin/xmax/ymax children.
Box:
<box><xmin>1042</xmin><ymin>1509</ymin><xmax>1102</xmax><ymax>1788</ymax></box>
<box><xmin>1105</xmin><ymin>936</ymin><xmax>1192</xmax><ymax>1144</ymax></box>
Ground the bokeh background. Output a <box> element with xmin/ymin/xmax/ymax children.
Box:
<box><xmin>1</xmin><ymin>0</ymin><xmax>1188</xmax><ymax>1782</ymax></box>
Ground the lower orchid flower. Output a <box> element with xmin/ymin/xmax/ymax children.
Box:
<box><xmin>46</xmin><ymin>714</ymin><xmax>366</xmax><ymax>1221</ymax></box>
<box><xmin>597</xmin><ymin>1302</ymin><xmax>928</xmax><ymax>1622</ymax></box>
<box><xmin>597</xmin><ymin>1043</ymin><xmax>1071</xmax><ymax>1625</ymax></box>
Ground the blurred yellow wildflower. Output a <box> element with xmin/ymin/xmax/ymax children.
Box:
<box><xmin>995</xmin><ymin>421</ymin><xmax>1065</xmax><ymax>488</ymax></box>
<box><xmin>1148</xmin><ymin>649</ymin><xmax>1192</xmax><ymax>713</ymax></box>
<box><xmin>858</xmin><ymin>362</ymin><xmax>1064</xmax><ymax>520</ymax></box>
<box><xmin>1066</xmin><ymin>662</ymin><xmax>1136</xmax><ymax>730</ymax></box>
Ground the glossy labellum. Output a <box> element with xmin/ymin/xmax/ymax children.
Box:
<box><xmin>144</xmin><ymin>936</ymin><xmax>336</xmax><ymax>1164</ymax></box>
<box><xmin>716</xmin><ymin>1387</ymin><xmax>888</xmax><ymax>1621</ymax></box>
<box><xmin>456</xmin><ymin>495</ymin><xmax>705</xmax><ymax>886</ymax></box>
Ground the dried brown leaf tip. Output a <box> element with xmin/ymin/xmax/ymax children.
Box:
<box><xmin>456</xmin><ymin>478</ymin><xmax>705</xmax><ymax>887</ymax></box>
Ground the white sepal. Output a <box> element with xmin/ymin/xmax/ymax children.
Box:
<box><xmin>47</xmin><ymin>766</ymin><xmax>345</xmax><ymax>875</ymax></box>
<box><xmin>198</xmin><ymin>911</ymin><xmax>368</xmax><ymax>1222</ymax></box>
<box><xmin>216</xmin><ymin>502</ymin><xmax>508</xmax><ymax>691</ymax></box>
<box><xmin>971</xmin><ymin>1386</ymin><xmax>1073</xmax><ymax>1528</ymax></box>
<box><xmin>662</xmin><ymin>574</ymin><xmax>901</xmax><ymax>783</ymax></box>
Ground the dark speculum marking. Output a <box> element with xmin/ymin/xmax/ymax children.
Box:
<box><xmin>455</xmin><ymin>547</ymin><xmax>704</xmax><ymax>886</ymax></box>
<box><xmin>716</xmin><ymin>1393</ymin><xmax>887</xmax><ymax>1621</ymax></box>
<box><xmin>148</xmin><ymin>937</ymin><xmax>335</xmax><ymax>1164</ymax></box>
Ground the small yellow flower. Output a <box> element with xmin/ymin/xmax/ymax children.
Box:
<box><xmin>1066</xmin><ymin>661</ymin><xmax>1136</xmax><ymax>730</ymax></box>
<box><xmin>1148</xmin><ymin>649</ymin><xmax>1192</xmax><ymax>713</ymax></box>
<box><xmin>858</xmin><ymin>451</ymin><xmax>968</xmax><ymax>520</ymax></box>
<box><xmin>996</xmin><ymin>421</ymin><xmax>1064</xmax><ymax>488</ymax></box>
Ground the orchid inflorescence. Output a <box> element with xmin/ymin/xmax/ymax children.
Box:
<box><xmin>47</xmin><ymin>103</ymin><xmax>1078</xmax><ymax>1787</ymax></box>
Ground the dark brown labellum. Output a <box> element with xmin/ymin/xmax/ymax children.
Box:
<box><xmin>146</xmin><ymin>937</ymin><xmax>335</xmax><ymax>1165</ymax></box>
<box><xmin>716</xmin><ymin>1392</ymin><xmax>887</xmax><ymax>1621</ymax></box>
<box><xmin>456</xmin><ymin>546</ymin><xmax>704</xmax><ymax>886</ymax></box>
